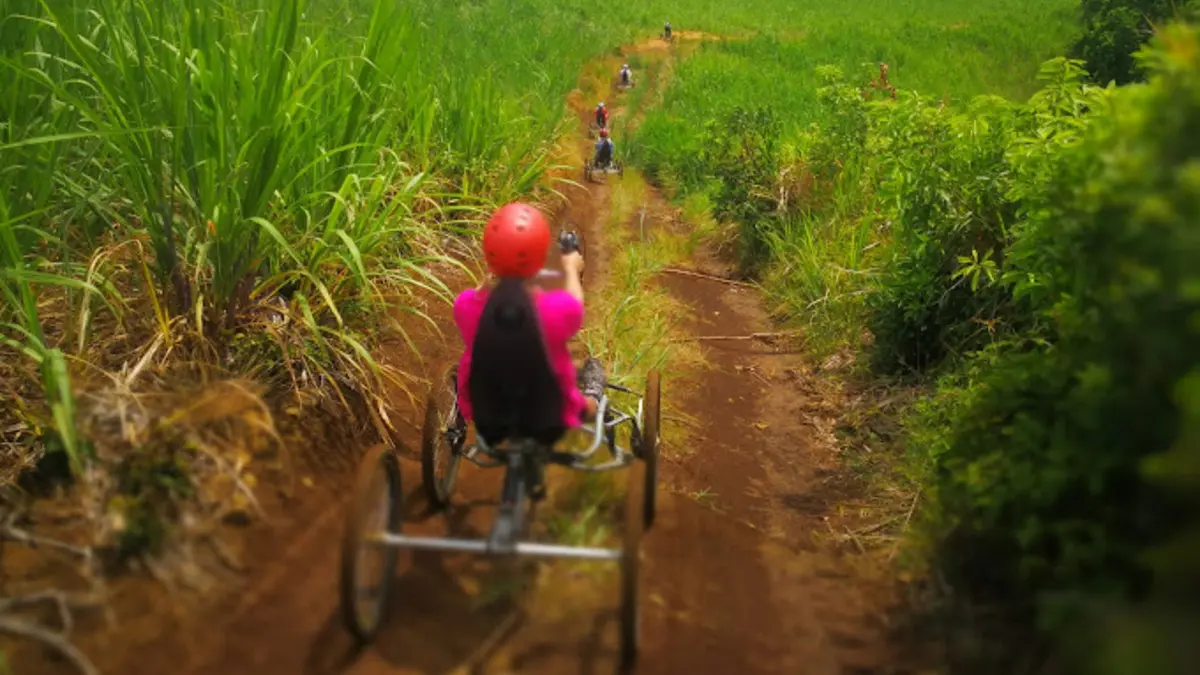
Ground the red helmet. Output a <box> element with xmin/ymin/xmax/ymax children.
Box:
<box><xmin>599</xmin><ymin>128</ymin><xmax>609</xmax><ymax>138</ymax></box>
<box><xmin>482</xmin><ymin>202</ymin><xmax>550</xmax><ymax>278</ymax></box>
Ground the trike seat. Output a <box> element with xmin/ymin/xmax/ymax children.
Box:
<box><xmin>468</xmin><ymin>324</ymin><xmax>566</xmax><ymax>449</ymax></box>
<box><xmin>466</xmin><ymin>353</ymin><xmax>607</xmax><ymax>453</ymax></box>
<box><xmin>594</xmin><ymin>143</ymin><xmax>613</xmax><ymax>167</ymax></box>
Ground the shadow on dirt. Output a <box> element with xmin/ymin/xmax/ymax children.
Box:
<box><xmin>302</xmin><ymin>550</ymin><xmax>522</xmax><ymax>675</ymax></box>
<box><xmin>504</xmin><ymin>610</ymin><xmax>617</xmax><ymax>675</ymax></box>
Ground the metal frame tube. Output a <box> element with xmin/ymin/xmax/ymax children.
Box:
<box><xmin>457</xmin><ymin>385</ymin><xmax>647</xmax><ymax>471</ymax></box>
<box><xmin>371</xmin><ymin>533</ymin><xmax>621</xmax><ymax>561</ymax></box>
<box><xmin>474</xmin><ymin>395</ymin><xmax>612</xmax><ymax>459</ymax></box>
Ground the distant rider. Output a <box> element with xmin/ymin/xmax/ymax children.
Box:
<box><xmin>620</xmin><ymin>64</ymin><xmax>631</xmax><ymax>86</ymax></box>
<box><xmin>594</xmin><ymin>102</ymin><xmax>608</xmax><ymax>129</ymax></box>
<box><xmin>594</xmin><ymin>128</ymin><xmax>614</xmax><ymax>168</ymax></box>
<box><xmin>664</xmin><ymin>21</ymin><xmax>671</xmax><ymax>40</ymax></box>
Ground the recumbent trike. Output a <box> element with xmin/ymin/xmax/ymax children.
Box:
<box><xmin>338</xmin><ymin>230</ymin><xmax>661</xmax><ymax>671</ymax></box>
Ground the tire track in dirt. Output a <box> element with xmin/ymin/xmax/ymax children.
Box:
<box><xmin>637</xmin><ymin>224</ymin><xmax>898</xmax><ymax>674</ymax></box>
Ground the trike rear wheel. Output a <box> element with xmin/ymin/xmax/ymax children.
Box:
<box><xmin>340</xmin><ymin>444</ymin><xmax>402</xmax><ymax>642</ymax></box>
<box><xmin>619</xmin><ymin>459</ymin><xmax>645</xmax><ymax>672</ymax></box>
<box><xmin>421</xmin><ymin>364</ymin><xmax>466</xmax><ymax>509</ymax></box>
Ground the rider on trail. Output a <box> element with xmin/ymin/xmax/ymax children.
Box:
<box><xmin>453</xmin><ymin>203</ymin><xmax>600</xmax><ymax>447</ymax></box>
<box><xmin>594</xmin><ymin>128</ymin><xmax>614</xmax><ymax>168</ymax></box>
<box><xmin>664</xmin><ymin>21</ymin><xmax>671</xmax><ymax>39</ymax></box>
<box><xmin>620</xmin><ymin>63</ymin><xmax>631</xmax><ymax>86</ymax></box>
<box><xmin>595</xmin><ymin>101</ymin><xmax>608</xmax><ymax>129</ymax></box>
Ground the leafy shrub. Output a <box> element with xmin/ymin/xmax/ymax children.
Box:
<box><xmin>925</xmin><ymin>22</ymin><xmax>1200</xmax><ymax>642</ymax></box>
<box><xmin>864</xmin><ymin>89</ymin><xmax>1031</xmax><ymax>374</ymax></box>
<box><xmin>804</xmin><ymin>65</ymin><xmax>873</xmax><ymax>179</ymax></box>
<box><xmin>863</xmin><ymin>58</ymin><xmax>1108</xmax><ymax>377</ymax></box>
<box><xmin>699</xmin><ymin>106</ymin><xmax>782</xmax><ymax>273</ymax></box>
<box><xmin>1070</xmin><ymin>0</ymin><xmax>1198</xmax><ymax>85</ymax></box>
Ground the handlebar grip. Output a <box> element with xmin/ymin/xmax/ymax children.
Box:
<box><xmin>558</xmin><ymin>230</ymin><xmax>580</xmax><ymax>254</ymax></box>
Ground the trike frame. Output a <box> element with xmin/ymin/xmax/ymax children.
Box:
<box><xmin>339</xmin><ymin>363</ymin><xmax>660</xmax><ymax>673</ymax></box>
<box><xmin>585</xmin><ymin>157</ymin><xmax>624</xmax><ymax>182</ymax></box>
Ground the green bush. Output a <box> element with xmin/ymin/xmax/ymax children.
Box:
<box><xmin>1070</xmin><ymin>0</ymin><xmax>1198</xmax><ymax>85</ymax></box>
<box><xmin>923</xmin><ymin>22</ymin><xmax>1200</xmax><ymax>644</ymax></box>
<box><xmin>700</xmin><ymin>106</ymin><xmax>782</xmax><ymax>273</ymax></box>
<box><xmin>864</xmin><ymin>89</ymin><xmax>1026</xmax><ymax>374</ymax></box>
<box><xmin>864</xmin><ymin>58</ymin><xmax>1107</xmax><ymax>376</ymax></box>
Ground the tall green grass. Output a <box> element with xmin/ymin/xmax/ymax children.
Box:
<box><xmin>2</xmin><ymin>2</ymin><xmax>360</xmax><ymax>470</ymax></box>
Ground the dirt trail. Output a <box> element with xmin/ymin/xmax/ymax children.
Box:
<box><xmin>640</xmin><ymin>233</ymin><xmax>896</xmax><ymax>674</ymax></box>
<box><xmin>8</xmin><ymin>33</ymin><xmax>901</xmax><ymax>675</ymax></box>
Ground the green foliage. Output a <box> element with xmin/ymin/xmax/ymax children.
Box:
<box><xmin>1070</xmin><ymin>0</ymin><xmax>1198</xmax><ymax>86</ymax></box>
<box><xmin>1078</xmin><ymin>370</ymin><xmax>1200</xmax><ymax>675</ymax></box>
<box><xmin>701</xmin><ymin>106</ymin><xmax>781</xmax><ymax>273</ymax></box>
<box><xmin>634</xmin><ymin>0</ymin><xmax>1079</xmax><ymax>188</ymax></box>
<box><xmin>865</xmin><ymin>88</ymin><xmax>1025</xmax><ymax>374</ymax></box>
<box><xmin>632</xmin><ymin>0</ymin><xmax>1079</xmax><ymax>355</ymax></box>
<box><xmin>3</xmin><ymin>0</ymin><xmax>606</xmax><ymax>484</ymax></box>
<box><xmin>806</xmin><ymin>65</ymin><xmax>873</xmax><ymax>177</ymax></box>
<box><xmin>864</xmin><ymin>58</ymin><xmax>1106</xmax><ymax>375</ymax></box>
<box><xmin>906</xmin><ymin>23</ymin><xmax>1200</xmax><ymax>664</ymax></box>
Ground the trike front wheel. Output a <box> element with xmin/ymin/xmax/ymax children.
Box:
<box><xmin>421</xmin><ymin>364</ymin><xmax>466</xmax><ymax>509</ymax></box>
<box><xmin>640</xmin><ymin>370</ymin><xmax>661</xmax><ymax>531</ymax></box>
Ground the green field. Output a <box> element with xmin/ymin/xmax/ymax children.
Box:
<box><xmin>634</xmin><ymin>0</ymin><xmax>1079</xmax><ymax>184</ymax></box>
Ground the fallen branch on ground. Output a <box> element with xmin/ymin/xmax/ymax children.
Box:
<box><xmin>0</xmin><ymin>617</ymin><xmax>99</xmax><ymax>675</ymax></box>
<box><xmin>672</xmin><ymin>330</ymin><xmax>804</xmax><ymax>343</ymax></box>
<box><xmin>659</xmin><ymin>267</ymin><xmax>758</xmax><ymax>288</ymax></box>
<box><xmin>0</xmin><ymin>592</ymin><xmax>104</xmax><ymax>675</ymax></box>
<box><xmin>1</xmin><ymin>512</ymin><xmax>93</xmax><ymax>562</ymax></box>
<box><xmin>887</xmin><ymin>489</ymin><xmax>922</xmax><ymax>562</ymax></box>
<box><xmin>850</xmin><ymin>515</ymin><xmax>901</xmax><ymax>536</ymax></box>
<box><xmin>0</xmin><ymin>501</ymin><xmax>105</xmax><ymax>675</ymax></box>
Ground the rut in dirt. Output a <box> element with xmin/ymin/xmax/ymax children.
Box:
<box><xmin>12</xmin><ymin>35</ymin><xmax>903</xmax><ymax>675</ymax></box>
<box><xmin>639</xmin><ymin>230</ymin><xmax>899</xmax><ymax>675</ymax></box>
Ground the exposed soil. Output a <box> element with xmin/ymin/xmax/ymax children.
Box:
<box><xmin>640</xmin><ymin>227</ymin><xmax>900</xmax><ymax>674</ymax></box>
<box><xmin>4</xmin><ymin>33</ymin><xmax>906</xmax><ymax>675</ymax></box>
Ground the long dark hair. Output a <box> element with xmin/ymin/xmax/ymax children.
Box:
<box><xmin>468</xmin><ymin>277</ymin><xmax>564</xmax><ymax>446</ymax></box>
